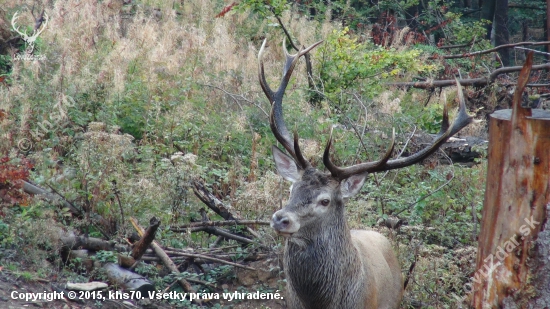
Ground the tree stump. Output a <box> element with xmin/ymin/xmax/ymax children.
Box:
<box><xmin>472</xmin><ymin>53</ymin><xmax>550</xmax><ymax>308</ymax></box>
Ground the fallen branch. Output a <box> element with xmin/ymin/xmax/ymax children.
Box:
<box><xmin>387</xmin><ymin>63</ymin><xmax>550</xmax><ymax>89</ymax></box>
<box><xmin>24</xmin><ymin>181</ymin><xmax>111</xmax><ymax>238</ymax></box>
<box><xmin>192</xmin><ymin>180</ymin><xmax>262</xmax><ymax>240</ymax></box>
<box><xmin>514</xmin><ymin>46</ymin><xmax>550</xmax><ymax>56</ymax></box>
<box><xmin>24</xmin><ymin>181</ymin><xmax>81</xmax><ymax>215</ymax></box>
<box><xmin>172</xmin><ymin>220</ymin><xmax>270</xmax><ymax>229</ymax></box>
<box><xmin>130</xmin><ymin>217</ymin><xmax>200</xmax><ymax>304</ymax></box>
<box><xmin>509</xmin><ymin>3</ymin><xmax>545</xmax><ymax>10</ymax></box>
<box><xmin>162</xmin><ymin>250</ymin><xmax>256</xmax><ymax>271</ymax></box>
<box><xmin>103</xmin><ymin>263</ymin><xmax>155</xmax><ymax>294</ymax></box>
<box><xmin>431</xmin><ymin>41</ymin><xmax>550</xmax><ymax>59</ymax></box>
<box><xmin>60</xmin><ymin>235</ymin><xmax>128</xmax><ymax>253</ymax></box>
<box><xmin>438</xmin><ymin>37</ymin><xmax>476</xmax><ymax>50</ymax></box>
<box><xmin>189</xmin><ymin>226</ymin><xmax>261</xmax><ymax>247</ymax></box>
<box><xmin>131</xmin><ymin>217</ymin><xmax>160</xmax><ymax>260</ymax></box>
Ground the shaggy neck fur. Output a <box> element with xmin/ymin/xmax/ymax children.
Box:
<box><xmin>284</xmin><ymin>206</ymin><xmax>367</xmax><ymax>309</ymax></box>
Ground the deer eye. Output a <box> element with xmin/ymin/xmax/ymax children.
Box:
<box><xmin>320</xmin><ymin>199</ymin><xmax>330</xmax><ymax>206</ymax></box>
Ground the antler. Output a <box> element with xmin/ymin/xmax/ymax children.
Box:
<box><xmin>11</xmin><ymin>12</ymin><xmax>28</xmax><ymax>39</ymax></box>
<box><xmin>10</xmin><ymin>10</ymin><xmax>49</xmax><ymax>49</ymax></box>
<box><xmin>323</xmin><ymin>79</ymin><xmax>474</xmax><ymax>181</ymax></box>
<box><xmin>28</xmin><ymin>11</ymin><xmax>49</xmax><ymax>43</ymax></box>
<box><xmin>258</xmin><ymin>38</ymin><xmax>323</xmax><ymax>169</ymax></box>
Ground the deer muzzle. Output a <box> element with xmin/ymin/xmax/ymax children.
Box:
<box><xmin>271</xmin><ymin>209</ymin><xmax>300</xmax><ymax>237</ymax></box>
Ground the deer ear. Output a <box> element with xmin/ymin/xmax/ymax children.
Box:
<box><xmin>272</xmin><ymin>145</ymin><xmax>301</xmax><ymax>183</ymax></box>
<box><xmin>341</xmin><ymin>173</ymin><xmax>368</xmax><ymax>198</ymax></box>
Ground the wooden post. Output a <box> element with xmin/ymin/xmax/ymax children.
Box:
<box><xmin>472</xmin><ymin>53</ymin><xmax>550</xmax><ymax>307</ymax></box>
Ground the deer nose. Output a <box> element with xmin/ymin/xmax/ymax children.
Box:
<box><xmin>271</xmin><ymin>212</ymin><xmax>290</xmax><ymax>231</ymax></box>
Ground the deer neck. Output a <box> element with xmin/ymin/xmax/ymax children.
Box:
<box><xmin>284</xmin><ymin>211</ymin><xmax>364</xmax><ymax>308</ymax></box>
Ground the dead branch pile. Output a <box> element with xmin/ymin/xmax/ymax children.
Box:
<box><xmin>23</xmin><ymin>179</ymin><xmax>272</xmax><ymax>305</ymax></box>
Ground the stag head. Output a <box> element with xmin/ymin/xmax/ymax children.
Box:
<box><xmin>11</xmin><ymin>11</ymin><xmax>49</xmax><ymax>52</ymax></box>
<box><xmin>259</xmin><ymin>39</ymin><xmax>474</xmax><ymax>238</ymax></box>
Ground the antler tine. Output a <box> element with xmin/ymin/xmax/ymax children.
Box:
<box><xmin>259</xmin><ymin>38</ymin><xmax>323</xmax><ymax>169</ymax></box>
<box><xmin>293</xmin><ymin>129</ymin><xmax>310</xmax><ymax>169</ymax></box>
<box><xmin>32</xmin><ymin>11</ymin><xmax>48</xmax><ymax>39</ymax></box>
<box><xmin>438</xmin><ymin>103</ymin><xmax>450</xmax><ymax>135</ymax></box>
<box><xmin>258</xmin><ymin>39</ymin><xmax>275</xmax><ymax>103</ymax></box>
<box><xmin>11</xmin><ymin>12</ymin><xmax>27</xmax><ymax>38</ymax></box>
<box><xmin>269</xmin><ymin>103</ymin><xmax>295</xmax><ymax>159</ymax></box>
<box><xmin>324</xmin><ymin>79</ymin><xmax>474</xmax><ymax>180</ymax></box>
<box><xmin>324</xmin><ymin>127</ymin><xmax>396</xmax><ymax>180</ymax></box>
<box><xmin>276</xmin><ymin>38</ymin><xmax>323</xmax><ymax>104</ymax></box>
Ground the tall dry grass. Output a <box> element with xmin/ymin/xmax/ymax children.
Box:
<box><xmin>0</xmin><ymin>0</ymin><xmax>337</xmax><ymax>219</ymax></box>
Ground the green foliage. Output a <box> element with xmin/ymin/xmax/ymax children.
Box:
<box><xmin>411</xmin><ymin>104</ymin><xmax>443</xmax><ymax>134</ymax></box>
<box><xmin>0</xmin><ymin>54</ymin><xmax>12</xmax><ymax>77</ymax></box>
<box><xmin>93</xmin><ymin>251</ymin><xmax>118</xmax><ymax>263</ymax></box>
<box><xmin>235</xmin><ymin>0</ymin><xmax>289</xmax><ymax>18</ymax></box>
<box><xmin>443</xmin><ymin>12</ymin><xmax>491</xmax><ymax>44</ymax></box>
<box><xmin>0</xmin><ymin>219</ymin><xmax>12</xmax><ymax>248</ymax></box>
<box><xmin>317</xmin><ymin>28</ymin><xmax>435</xmax><ymax>108</ymax></box>
<box><xmin>292</xmin><ymin>0</ymin><xmax>420</xmax><ymax>28</ymax></box>
<box><xmin>363</xmin><ymin>163</ymin><xmax>485</xmax><ymax>247</ymax></box>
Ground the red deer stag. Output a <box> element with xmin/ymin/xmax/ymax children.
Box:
<box><xmin>258</xmin><ymin>39</ymin><xmax>474</xmax><ymax>309</ymax></box>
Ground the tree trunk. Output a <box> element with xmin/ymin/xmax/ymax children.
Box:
<box><xmin>546</xmin><ymin>0</ymin><xmax>550</xmax><ymax>63</ymax></box>
<box><xmin>481</xmin><ymin>0</ymin><xmax>496</xmax><ymax>39</ymax></box>
<box><xmin>472</xmin><ymin>54</ymin><xmax>550</xmax><ymax>308</ymax></box>
<box><xmin>494</xmin><ymin>0</ymin><xmax>510</xmax><ymax>66</ymax></box>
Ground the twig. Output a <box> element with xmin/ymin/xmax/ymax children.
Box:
<box><xmin>42</xmin><ymin>183</ymin><xmax>83</xmax><ymax>216</ymax></box>
<box><xmin>432</xmin><ymin>41</ymin><xmax>550</xmax><ymax>60</ymax></box>
<box><xmin>378</xmin><ymin>125</ymin><xmax>417</xmax><ymax>184</ymax></box>
<box><xmin>509</xmin><ymin>3</ymin><xmax>546</xmax><ymax>10</ymax></box>
<box><xmin>438</xmin><ymin>37</ymin><xmax>476</xmax><ymax>50</ymax></box>
<box><xmin>162</xmin><ymin>250</ymin><xmax>256</xmax><ymax>271</ymax></box>
<box><xmin>129</xmin><ymin>217</ymin><xmax>200</xmax><ymax>304</ymax></box>
<box><xmin>180</xmin><ymin>277</ymin><xmax>218</xmax><ymax>290</ymax></box>
<box><xmin>111</xmin><ymin>180</ymin><xmax>125</xmax><ymax>234</ymax></box>
<box><xmin>468</xmin><ymin>36</ymin><xmax>478</xmax><ymax>53</ymax></box>
<box><xmin>514</xmin><ymin>46</ymin><xmax>550</xmax><ymax>56</ymax></box>
<box><xmin>201</xmin><ymin>83</ymin><xmax>268</xmax><ymax>117</ymax></box>
<box><xmin>187</xmin><ymin>226</ymin><xmax>267</xmax><ymax>248</ymax></box>
<box><xmin>172</xmin><ymin>220</ymin><xmax>270</xmax><ymax>229</ymax></box>
<box><xmin>192</xmin><ymin>180</ymin><xmax>263</xmax><ymax>240</ymax></box>
<box><xmin>387</xmin><ymin>62</ymin><xmax>550</xmax><ymax>89</ymax></box>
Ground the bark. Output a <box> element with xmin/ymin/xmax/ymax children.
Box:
<box><xmin>186</xmin><ymin>226</ymin><xmax>259</xmax><ymax>246</ymax></box>
<box><xmin>172</xmin><ymin>220</ymin><xmax>270</xmax><ymax>229</ymax></box>
<box><xmin>481</xmin><ymin>0</ymin><xmax>497</xmax><ymax>39</ymax></box>
<box><xmin>130</xmin><ymin>217</ymin><xmax>200</xmax><ymax>303</ymax></box>
<box><xmin>472</xmin><ymin>53</ymin><xmax>550</xmax><ymax>308</ymax></box>
<box><xmin>131</xmin><ymin>217</ymin><xmax>160</xmax><ymax>260</ymax></box>
<box><xmin>547</xmin><ymin>0</ymin><xmax>550</xmax><ymax>61</ymax></box>
<box><xmin>60</xmin><ymin>235</ymin><xmax>128</xmax><ymax>253</ymax></box>
<box><xmin>160</xmin><ymin>250</ymin><xmax>256</xmax><ymax>270</ymax></box>
<box><xmin>192</xmin><ymin>179</ymin><xmax>262</xmax><ymax>240</ymax></box>
<box><xmin>494</xmin><ymin>0</ymin><xmax>510</xmax><ymax>65</ymax></box>
<box><xmin>103</xmin><ymin>263</ymin><xmax>155</xmax><ymax>294</ymax></box>
<box><xmin>430</xmin><ymin>41</ymin><xmax>550</xmax><ymax>60</ymax></box>
<box><xmin>387</xmin><ymin>62</ymin><xmax>550</xmax><ymax>89</ymax></box>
